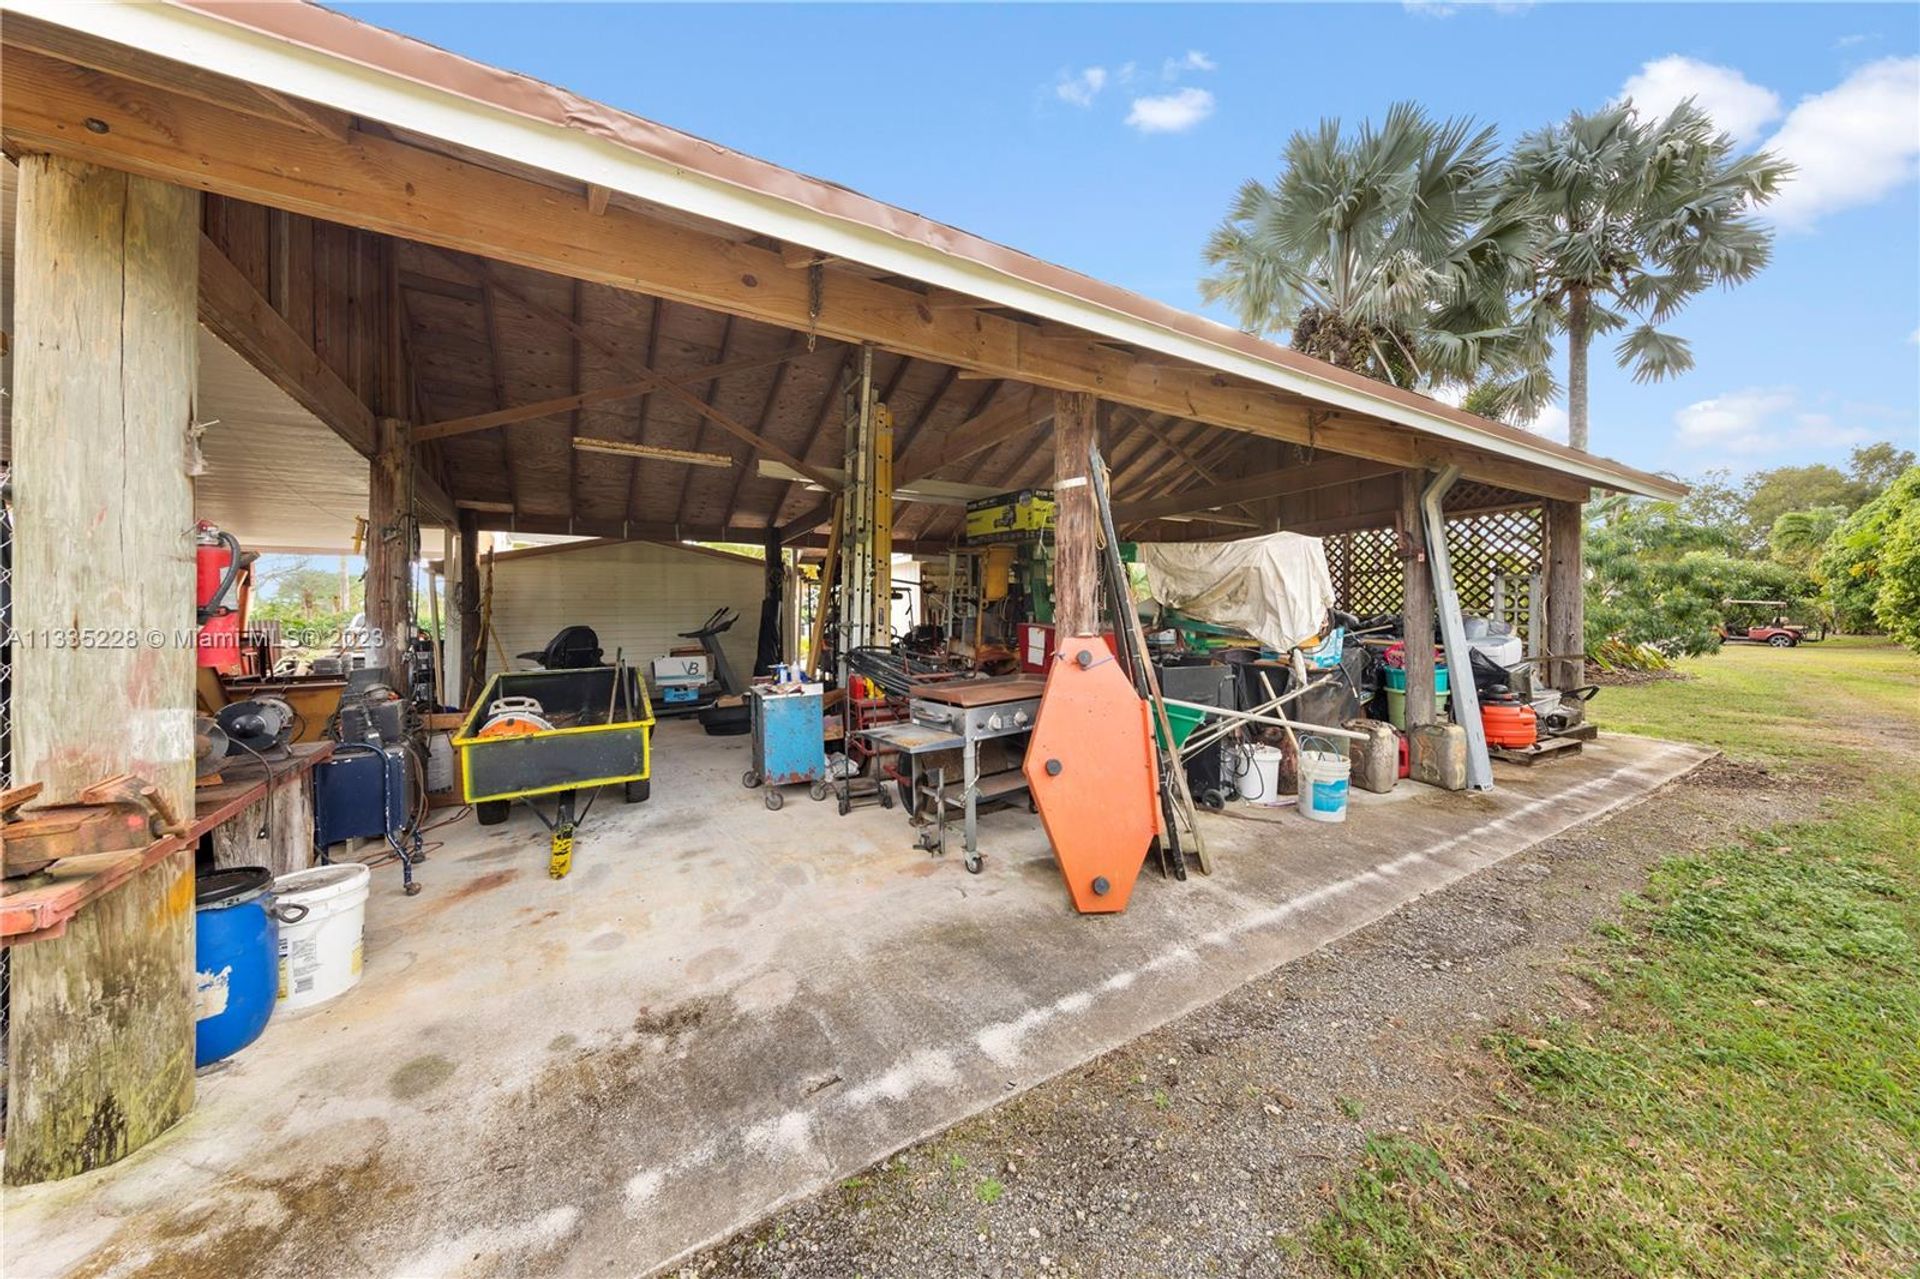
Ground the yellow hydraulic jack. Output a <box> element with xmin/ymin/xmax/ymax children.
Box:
<box><xmin>534</xmin><ymin>789</ymin><xmax>587</xmax><ymax>878</ymax></box>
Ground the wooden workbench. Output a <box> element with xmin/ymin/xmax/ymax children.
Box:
<box><xmin>0</xmin><ymin>742</ymin><xmax>334</xmax><ymax>945</ymax></box>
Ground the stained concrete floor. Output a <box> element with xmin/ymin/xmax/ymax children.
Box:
<box><xmin>6</xmin><ymin>721</ymin><xmax>1709</xmax><ymax>1279</ymax></box>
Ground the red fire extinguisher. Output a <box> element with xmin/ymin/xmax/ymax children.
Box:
<box><xmin>195</xmin><ymin>520</ymin><xmax>248</xmax><ymax>672</ymax></box>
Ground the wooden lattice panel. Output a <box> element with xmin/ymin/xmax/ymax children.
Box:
<box><xmin>1330</xmin><ymin>525</ymin><xmax>1404</xmax><ymax>619</ymax></box>
<box><xmin>1325</xmin><ymin>506</ymin><xmax>1544</xmax><ymax>636</ymax></box>
<box><xmin>1444</xmin><ymin>508</ymin><xmax>1544</xmax><ymax>633</ymax></box>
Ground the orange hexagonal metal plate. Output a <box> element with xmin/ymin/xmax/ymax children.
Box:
<box><xmin>1023</xmin><ymin>637</ymin><xmax>1163</xmax><ymax>913</ymax></box>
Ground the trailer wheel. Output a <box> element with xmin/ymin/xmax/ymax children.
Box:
<box><xmin>810</xmin><ymin>780</ymin><xmax>829</xmax><ymax>802</ymax></box>
<box><xmin>476</xmin><ymin>800</ymin><xmax>510</xmax><ymax>826</ymax></box>
<box><xmin>1767</xmin><ymin>633</ymin><xmax>1797</xmax><ymax>648</ymax></box>
<box><xmin>742</xmin><ymin>769</ymin><xmax>761</xmax><ymax>789</ymax></box>
<box><xmin>624</xmin><ymin>779</ymin><xmax>651</xmax><ymax>803</ymax></box>
<box><xmin>765</xmin><ymin>789</ymin><xmax>784</xmax><ymax>811</ymax></box>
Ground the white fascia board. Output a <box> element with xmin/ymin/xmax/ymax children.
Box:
<box><xmin>19</xmin><ymin>0</ymin><xmax>1649</xmax><ymax>497</ymax></box>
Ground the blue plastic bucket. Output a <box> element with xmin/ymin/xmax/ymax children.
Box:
<box><xmin>194</xmin><ymin>866</ymin><xmax>293</xmax><ymax>1067</ymax></box>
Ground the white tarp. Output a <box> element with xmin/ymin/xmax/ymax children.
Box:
<box><xmin>1140</xmin><ymin>532</ymin><xmax>1335</xmax><ymax>652</ymax></box>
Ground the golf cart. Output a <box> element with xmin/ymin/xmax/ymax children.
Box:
<box><xmin>1718</xmin><ymin>599</ymin><xmax>1810</xmax><ymax>648</ymax></box>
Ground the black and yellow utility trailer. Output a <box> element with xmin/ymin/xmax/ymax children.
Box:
<box><xmin>454</xmin><ymin>666</ymin><xmax>654</xmax><ymax>877</ymax></box>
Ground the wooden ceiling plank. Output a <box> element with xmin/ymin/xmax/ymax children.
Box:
<box><xmin>197</xmin><ymin>232</ymin><xmax>375</xmax><ymax>455</ymax></box>
<box><xmin>478</xmin><ymin>278</ymin><xmax>520</xmax><ymax>517</ymax></box>
<box><xmin>772</xmin><ymin>348</ymin><xmax>855</xmax><ymax>534</ymax></box>
<box><xmin>1113</xmin><ymin>408</ymin><xmax>1259</xmax><ymax>521</ymax></box>
<box><xmin>896</xmin><ymin>378</ymin><xmax>1002</xmax><ymax>540</ymax></box>
<box><xmin>672</xmin><ymin>314</ymin><xmax>736</xmax><ymax>529</ymax></box>
<box><xmin>1113</xmin><ymin>455</ymin><xmax>1401</xmax><ymax>525</ymax></box>
<box><xmin>626</xmin><ymin>296</ymin><xmax>665</xmax><ymax>522</ymax></box>
<box><xmin>567</xmin><ymin>278</ymin><xmax>583</xmax><ymax>521</ymax></box>
<box><xmin>726</xmin><ymin>358</ymin><xmax>796</xmax><ymax>525</ymax></box>
<box><xmin>412</xmin><ymin>344</ymin><xmax>809</xmax><ymax>442</ymax></box>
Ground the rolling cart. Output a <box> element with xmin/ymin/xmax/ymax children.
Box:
<box><xmin>741</xmin><ymin>682</ymin><xmax>827</xmax><ymax>810</ymax></box>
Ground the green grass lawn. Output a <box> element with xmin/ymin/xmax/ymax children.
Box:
<box><xmin>1315</xmin><ymin>639</ymin><xmax>1920</xmax><ymax>1278</ymax></box>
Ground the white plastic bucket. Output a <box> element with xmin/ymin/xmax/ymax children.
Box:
<box><xmin>1299</xmin><ymin>749</ymin><xmax>1351</xmax><ymax>823</ymax></box>
<box><xmin>273</xmin><ymin>863</ymin><xmax>371</xmax><ymax>1010</ymax></box>
<box><xmin>1236</xmin><ymin>745</ymin><xmax>1286</xmax><ymax>804</ymax></box>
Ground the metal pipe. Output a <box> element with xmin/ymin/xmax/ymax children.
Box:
<box><xmin>1162</xmin><ymin>697</ymin><xmax>1367</xmax><ymax>742</ymax></box>
<box><xmin>1176</xmin><ymin>675</ymin><xmax>1335</xmax><ymax>757</ymax></box>
<box><xmin>1421</xmin><ymin>465</ymin><xmax>1493</xmax><ymax>790</ymax></box>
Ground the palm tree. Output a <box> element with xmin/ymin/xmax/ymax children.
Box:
<box><xmin>1769</xmin><ymin>505</ymin><xmax>1847</xmax><ymax>568</ymax></box>
<box><xmin>1503</xmin><ymin>101</ymin><xmax>1790</xmax><ymax>451</ymax></box>
<box><xmin>1201</xmin><ymin>103</ymin><xmax>1544</xmax><ymax>404</ymax></box>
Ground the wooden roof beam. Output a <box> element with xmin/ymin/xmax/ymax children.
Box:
<box><xmin>2</xmin><ymin>48</ymin><xmax>1588</xmax><ymax>501</ymax></box>
<box><xmin>1113</xmin><ymin>455</ymin><xmax>1402</xmax><ymax>525</ymax></box>
<box><xmin>196</xmin><ymin>233</ymin><xmax>451</xmax><ymax>521</ymax></box>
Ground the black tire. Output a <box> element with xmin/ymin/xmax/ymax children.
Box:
<box><xmin>878</xmin><ymin>785</ymin><xmax>895</xmax><ymax>811</ymax></box>
<box><xmin>837</xmin><ymin>793</ymin><xmax>852</xmax><ymax>816</ymax></box>
<box><xmin>965</xmin><ymin>855</ymin><xmax>983</xmax><ymax>875</ymax></box>
<box><xmin>1767</xmin><ymin>633</ymin><xmax>1796</xmax><ymax>648</ymax></box>
<box><xmin>765</xmin><ymin>790</ymin><xmax>784</xmax><ymax>812</ymax></box>
<box><xmin>624</xmin><ymin>779</ymin><xmax>651</xmax><ymax>803</ymax></box>
<box><xmin>810</xmin><ymin>780</ymin><xmax>829</xmax><ymax>802</ymax></box>
<box><xmin>742</xmin><ymin>769</ymin><xmax>762</xmax><ymax>789</ymax></box>
<box><xmin>476</xmin><ymin>800</ymin><xmax>511</xmax><ymax>826</ymax></box>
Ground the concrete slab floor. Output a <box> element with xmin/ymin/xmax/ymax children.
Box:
<box><xmin>5</xmin><ymin>722</ymin><xmax>1710</xmax><ymax>1279</ymax></box>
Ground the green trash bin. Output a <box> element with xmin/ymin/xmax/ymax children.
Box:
<box><xmin>1154</xmin><ymin>701</ymin><xmax>1208</xmax><ymax>752</ymax></box>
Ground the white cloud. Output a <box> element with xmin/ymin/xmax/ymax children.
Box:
<box><xmin>1055</xmin><ymin>66</ymin><xmax>1107</xmax><ymax>108</ymax></box>
<box><xmin>1405</xmin><ymin>1</ymin><xmax>1532</xmax><ymax>16</ymax></box>
<box><xmin>1527</xmin><ymin>404</ymin><xmax>1570</xmax><ymax>445</ymax></box>
<box><xmin>1673</xmin><ymin>386</ymin><xmax>1875</xmax><ymax>456</ymax></box>
<box><xmin>1616</xmin><ymin>55</ymin><xmax>1783</xmax><ymax>142</ymax></box>
<box><xmin>1162</xmin><ymin>50</ymin><xmax>1216</xmax><ymax>79</ymax></box>
<box><xmin>1126</xmin><ymin>87</ymin><xmax>1215</xmax><ymax>134</ymax></box>
<box><xmin>1763</xmin><ymin>57</ymin><xmax>1920</xmax><ymax>229</ymax></box>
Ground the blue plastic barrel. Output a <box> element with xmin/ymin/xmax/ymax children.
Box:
<box><xmin>194</xmin><ymin>866</ymin><xmax>287</xmax><ymax>1067</ymax></box>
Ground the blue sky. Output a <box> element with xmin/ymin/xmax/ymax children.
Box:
<box><xmin>341</xmin><ymin>2</ymin><xmax>1919</xmax><ymax>484</ymax></box>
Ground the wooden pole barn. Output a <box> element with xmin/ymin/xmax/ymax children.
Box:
<box><xmin>0</xmin><ymin>1</ymin><xmax>1681</xmax><ymax>1181</ymax></box>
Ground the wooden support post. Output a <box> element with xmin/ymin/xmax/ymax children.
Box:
<box><xmin>1053</xmin><ymin>391</ymin><xmax>1098</xmax><ymax>636</ymax></box>
<box><xmin>366</xmin><ymin>417</ymin><xmax>415</xmax><ymax>684</ymax></box>
<box><xmin>6</xmin><ymin>156</ymin><xmax>199</xmax><ymax>1185</ymax></box>
<box><xmin>456</xmin><ymin>510</ymin><xmax>483</xmax><ymax>707</ymax></box>
<box><xmin>1545</xmin><ymin>498</ymin><xmax>1585</xmax><ymax>691</ymax></box>
<box><xmin>1400</xmin><ymin>472</ymin><xmax>1437</xmax><ymax>727</ymax></box>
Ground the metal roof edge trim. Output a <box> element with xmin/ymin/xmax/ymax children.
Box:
<box><xmin>14</xmin><ymin>0</ymin><xmax>1683</xmax><ymax>501</ymax></box>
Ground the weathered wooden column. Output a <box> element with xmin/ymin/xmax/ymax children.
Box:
<box><xmin>1544</xmin><ymin>498</ymin><xmax>1584</xmax><ymax>691</ymax></box>
<box><xmin>6</xmin><ymin>156</ymin><xmax>199</xmax><ymax>1184</ymax></box>
<box><xmin>455</xmin><ymin>509</ymin><xmax>483</xmax><ymax>706</ymax></box>
<box><xmin>365</xmin><ymin>417</ymin><xmax>415</xmax><ymax>684</ymax></box>
<box><xmin>1399</xmin><ymin>472</ymin><xmax>1437</xmax><ymax>727</ymax></box>
<box><xmin>1052</xmin><ymin>391</ymin><xmax>1098</xmax><ymax>635</ymax></box>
